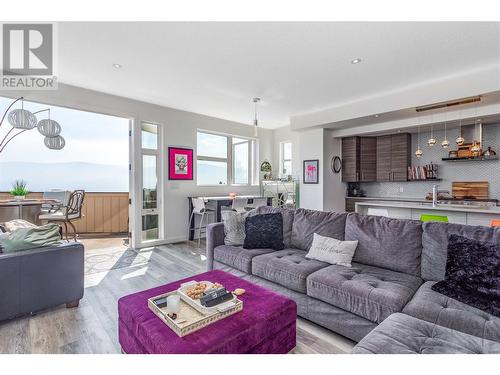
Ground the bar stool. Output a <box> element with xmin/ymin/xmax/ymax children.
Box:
<box><xmin>366</xmin><ymin>208</ymin><xmax>389</xmax><ymax>217</ymax></box>
<box><xmin>246</xmin><ymin>197</ymin><xmax>268</xmax><ymax>211</ymax></box>
<box><xmin>188</xmin><ymin>197</ymin><xmax>215</xmax><ymax>248</ymax></box>
<box><xmin>420</xmin><ymin>214</ymin><xmax>448</xmax><ymax>223</ymax></box>
<box><xmin>491</xmin><ymin>220</ymin><xmax>500</xmax><ymax>227</ymax></box>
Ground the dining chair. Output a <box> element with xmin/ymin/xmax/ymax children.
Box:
<box><xmin>188</xmin><ymin>197</ymin><xmax>215</xmax><ymax>248</ymax></box>
<box><xmin>490</xmin><ymin>219</ymin><xmax>500</xmax><ymax>227</ymax></box>
<box><xmin>246</xmin><ymin>197</ymin><xmax>268</xmax><ymax>210</ymax></box>
<box><xmin>41</xmin><ymin>190</ymin><xmax>70</xmax><ymax>214</ymax></box>
<box><xmin>231</xmin><ymin>198</ymin><xmax>249</xmax><ymax>213</ymax></box>
<box><xmin>39</xmin><ymin>190</ymin><xmax>86</xmax><ymax>241</ymax></box>
<box><xmin>366</xmin><ymin>208</ymin><xmax>389</xmax><ymax>217</ymax></box>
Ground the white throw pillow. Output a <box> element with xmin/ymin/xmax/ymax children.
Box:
<box><xmin>221</xmin><ymin>210</ymin><xmax>253</xmax><ymax>246</ymax></box>
<box><xmin>305</xmin><ymin>233</ymin><xmax>358</xmax><ymax>267</ymax></box>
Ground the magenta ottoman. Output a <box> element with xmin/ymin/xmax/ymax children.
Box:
<box><xmin>118</xmin><ymin>270</ymin><xmax>297</xmax><ymax>354</ymax></box>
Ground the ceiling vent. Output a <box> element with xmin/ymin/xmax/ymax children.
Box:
<box><xmin>415</xmin><ymin>95</ymin><xmax>481</xmax><ymax>112</ymax></box>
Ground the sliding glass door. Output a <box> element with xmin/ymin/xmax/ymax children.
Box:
<box><xmin>139</xmin><ymin>122</ymin><xmax>163</xmax><ymax>245</ymax></box>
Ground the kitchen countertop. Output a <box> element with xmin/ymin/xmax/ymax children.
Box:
<box><xmin>355</xmin><ymin>200</ymin><xmax>500</xmax><ymax>215</ymax></box>
<box><xmin>346</xmin><ymin>196</ymin><xmax>427</xmax><ymax>202</ymax></box>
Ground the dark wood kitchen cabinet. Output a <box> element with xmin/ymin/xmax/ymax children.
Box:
<box><xmin>376</xmin><ymin>133</ymin><xmax>411</xmax><ymax>182</ymax></box>
<box><xmin>341</xmin><ymin>136</ymin><xmax>377</xmax><ymax>182</ymax></box>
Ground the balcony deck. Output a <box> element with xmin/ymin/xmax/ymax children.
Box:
<box><xmin>0</xmin><ymin>192</ymin><xmax>129</xmax><ymax>235</ymax></box>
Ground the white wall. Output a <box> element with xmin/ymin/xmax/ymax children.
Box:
<box><xmin>0</xmin><ymin>84</ymin><xmax>273</xmax><ymax>245</ymax></box>
<box><xmin>323</xmin><ymin>131</ymin><xmax>345</xmax><ymax>212</ymax></box>
<box><xmin>297</xmin><ymin>128</ymin><xmax>324</xmax><ymax>210</ymax></box>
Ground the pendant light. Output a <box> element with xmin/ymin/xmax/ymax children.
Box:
<box><xmin>252</xmin><ymin>97</ymin><xmax>260</xmax><ymax>137</ymax></box>
<box><xmin>470</xmin><ymin>103</ymin><xmax>481</xmax><ymax>153</ymax></box>
<box><xmin>415</xmin><ymin>125</ymin><xmax>423</xmax><ymax>158</ymax></box>
<box><xmin>441</xmin><ymin>111</ymin><xmax>449</xmax><ymax>148</ymax></box>
<box><xmin>456</xmin><ymin>116</ymin><xmax>464</xmax><ymax>146</ymax></box>
<box><xmin>427</xmin><ymin>124</ymin><xmax>436</xmax><ymax>146</ymax></box>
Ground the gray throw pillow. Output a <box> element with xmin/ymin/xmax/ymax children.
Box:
<box><xmin>221</xmin><ymin>210</ymin><xmax>253</xmax><ymax>246</ymax></box>
<box><xmin>0</xmin><ymin>223</ymin><xmax>62</xmax><ymax>253</ymax></box>
<box><xmin>306</xmin><ymin>233</ymin><xmax>358</xmax><ymax>267</ymax></box>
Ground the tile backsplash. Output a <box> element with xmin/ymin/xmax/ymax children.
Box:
<box><xmin>361</xmin><ymin>123</ymin><xmax>500</xmax><ymax>200</ymax></box>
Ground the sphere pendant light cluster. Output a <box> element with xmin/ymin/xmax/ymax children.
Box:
<box><xmin>0</xmin><ymin>97</ymin><xmax>66</xmax><ymax>154</ymax></box>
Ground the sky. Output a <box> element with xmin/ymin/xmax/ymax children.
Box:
<box><xmin>0</xmin><ymin>96</ymin><xmax>130</xmax><ymax>191</ymax></box>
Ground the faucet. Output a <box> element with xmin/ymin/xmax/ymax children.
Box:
<box><xmin>432</xmin><ymin>184</ymin><xmax>439</xmax><ymax>207</ymax></box>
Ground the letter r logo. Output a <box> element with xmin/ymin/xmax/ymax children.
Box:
<box><xmin>2</xmin><ymin>24</ymin><xmax>53</xmax><ymax>76</ymax></box>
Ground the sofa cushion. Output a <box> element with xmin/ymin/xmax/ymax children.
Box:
<box><xmin>345</xmin><ymin>213</ymin><xmax>422</xmax><ymax>277</ymax></box>
<box><xmin>243</xmin><ymin>213</ymin><xmax>285</xmax><ymax>251</ymax></box>
<box><xmin>307</xmin><ymin>262</ymin><xmax>422</xmax><ymax>323</ymax></box>
<box><xmin>352</xmin><ymin>313</ymin><xmax>500</xmax><ymax>354</ymax></box>
<box><xmin>421</xmin><ymin>221</ymin><xmax>500</xmax><ymax>281</ymax></box>
<box><xmin>403</xmin><ymin>281</ymin><xmax>500</xmax><ymax>342</ymax></box>
<box><xmin>431</xmin><ymin>235</ymin><xmax>500</xmax><ymax>318</ymax></box>
<box><xmin>252</xmin><ymin>249</ymin><xmax>329</xmax><ymax>293</ymax></box>
<box><xmin>213</xmin><ymin>245</ymin><xmax>275</xmax><ymax>274</ymax></box>
<box><xmin>290</xmin><ymin>209</ymin><xmax>348</xmax><ymax>251</ymax></box>
<box><xmin>256</xmin><ymin>206</ymin><xmax>295</xmax><ymax>248</ymax></box>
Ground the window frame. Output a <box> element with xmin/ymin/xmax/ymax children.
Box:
<box><xmin>280</xmin><ymin>141</ymin><xmax>293</xmax><ymax>177</ymax></box>
<box><xmin>196</xmin><ymin>130</ymin><xmax>258</xmax><ymax>186</ymax></box>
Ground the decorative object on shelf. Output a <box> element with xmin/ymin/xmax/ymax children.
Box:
<box><xmin>0</xmin><ymin>97</ymin><xmax>66</xmax><ymax>154</ymax></box>
<box><xmin>427</xmin><ymin>124</ymin><xmax>436</xmax><ymax>146</ymax></box>
<box><xmin>471</xmin><ymin>140</ymin><xmax>481</xmax><ymax>156</ymax></box>
<box><xmin>260</xmin><ymin>160</ymin><xmax>272</xmax><ymax>172</ymax></box>
<box><xmin>456</xmin><ymin>117</ymin><xmax>465</xmax><ymax>146</ymax></box>
<box><xmin>168</xmin><ymin>147</ymin><xmax>194</xmax><ymax>180</ymax></box>
<box><xmin>303</xmin><ymin>159</ymin><xmax>319</xmax><ymax>184</ymax></box>
<box><xmin>441</xmin><ymin>120</ymin><xmax>449</xmax><ymax>149</ymax></box>
<box><xmin>482</xmin><ymin>146</ymin><xmax>496</xmax><ymax>157</ymax></box>
<box><xmin>415</xmin><ymin>125</ymin><xmax>423</xmax><ymax>158</ymax></box>
<box><xmin>408</xmin><ymin>164</ymin><xmax>438</xmax><ymax>181</ymax></box>
<box><xmin>252</xmin><ymin>97</ymin><xmax>260</xmax><ymax>137</ymax></box>
<box><xmin>331</xmin><ymin>156</ymin><xmax>342</xmax><ymax>173</ymax></box>
<box><xmin>448</xmin><ymin>150</ymin><xmax>458</xmax><ymax>158</ymax></box>
<box><xmin>10</xmin><ymin>180</ymin><xmax>29</xmax><ymax>200</ymax></box>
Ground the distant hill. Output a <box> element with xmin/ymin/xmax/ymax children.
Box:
<box><xmin>0</xmin><ymin>162</ymin><xmax>128</xmax><ymax>192</ymax></box>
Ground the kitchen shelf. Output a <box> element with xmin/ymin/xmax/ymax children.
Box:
<box><xmin>441</xmin><ymin>156</ymin><xmax>498</xmax><ymax>162</ymax></box>
<box><xmin>407</xmin><ymin>179</ymin><xmax>442</xmax><ymax>182</ymax></box>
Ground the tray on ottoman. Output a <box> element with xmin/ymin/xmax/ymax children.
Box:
<box><xmin>118</xmin><ymin>270</ymin><xmax>297</xmax><ymax>354</ymax></box>
<box><xmin>148</xmin><ymin>290</ymin><xmax>243</xmax><ymax>337</ymax></box>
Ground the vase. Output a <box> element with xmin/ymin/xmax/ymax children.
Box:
<box><xmin>13</xmin><ymin>195</ymin><xmax>25</xmax><ymax>201</ymax></box>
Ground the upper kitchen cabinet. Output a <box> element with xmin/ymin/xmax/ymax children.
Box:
<box><xmin>376</xmin><ymin>133</ymin><xmax>411</xmax><ymax>182</ymax></box>
<box><xmin>341</xmin><ymin>136</ymin><xmax>377</xmax><ymax>182</ymax></box>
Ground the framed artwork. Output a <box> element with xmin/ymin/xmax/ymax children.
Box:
<box><xmin>303</xmin><ymin>159</ymin><xmax>319</xmax><ymax>184</ymax></box>
<box><xmin>168</xmin><ymin>147</ymin><xmax>193</xmax><ymax>180</ymax></box>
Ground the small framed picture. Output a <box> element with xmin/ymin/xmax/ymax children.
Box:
<box><xmin>303</xmin><ymin>159</ymin><xmax>319</xmax><ymax>184</ymax></box>
<box><xmin>168</xmin><ymin>147</ymin><xmax>194</xmax><ymax>180</ymax></box>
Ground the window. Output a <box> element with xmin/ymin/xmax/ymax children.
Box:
<box><xmin>0</xmin><ymin>96</ymin><xmax>129</xmax><ymax>192</ymax></box>
<box><xmin>280</xmin><ymin>141</ymin><xmax>293</xmax><ymax>177</ymax></box>
<box><xmin>140</xmin><ymin>122</ymin><xmax>160</xmax><ymax>242</ymax></box>
<box><xmin>196</xmin><ymin>131</ymin><xmax>257</xmax><ymax>185</ymax></box>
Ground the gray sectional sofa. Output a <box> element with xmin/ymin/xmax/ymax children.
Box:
<box><xmin>206</xmin><ymin>206</ymin><xmax>500</xmax><ymax>354</ymax></box>
<box><xmin>0</xmin><ymin>242</ymin><xmax>84</xmax><ymax>321</ymax></box>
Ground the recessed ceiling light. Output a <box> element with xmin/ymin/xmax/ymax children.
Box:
<box><xmin>351</xmin><ymin>58</ymin><xmax>362</xmax><ymax>64</ymax></box>
<box><xmin>374</xmin><ymin>114</ymin><xmax>379</xmax><ymax>118</ymax></box>
<box><xmin>112</xmin><ymin>63</ymin><xmax>123</xmax><ymax>69</ymax></box>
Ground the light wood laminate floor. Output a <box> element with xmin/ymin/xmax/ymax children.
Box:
<box><xmin>0</xmin><ymin>238</ymin><xmax>355</xmax><ymax>354</ymax></box>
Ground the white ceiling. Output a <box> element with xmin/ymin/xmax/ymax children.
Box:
<box><xmin>58</xmin><ymin>22</ymin><xmax>500</xmax><ymax>129</ymax></box>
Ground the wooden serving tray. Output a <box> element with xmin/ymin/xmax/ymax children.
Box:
<box><xmin>148</xmin><ymin>291</ymin><xmax>243</xmax><ymax>337</ymax></box>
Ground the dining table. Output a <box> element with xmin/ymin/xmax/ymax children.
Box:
<box><xmin>187</xmin><ymin>195</ymin><xmax>273</xmax><ymax>240</ymax></box>
<box><xmin>0</xmin><ymin>199</ymin><xmax>59</xmax><ymax>226</ymax></box>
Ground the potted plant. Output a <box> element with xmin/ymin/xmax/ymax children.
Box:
<box><xmin>10</xmin><ymin>180</ymin><xmax>29</xmax><ymax>201</ymax></box>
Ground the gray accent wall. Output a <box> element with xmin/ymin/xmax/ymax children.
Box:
<box><xmin>362</xmin><ymin>123</ymin><xmax>500</xmax><ymax>200</ymax></box>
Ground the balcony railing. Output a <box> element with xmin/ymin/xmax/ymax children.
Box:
<box><xmin>0</xmin><ymin>191</ymin><xmax>129</xmax><ymax>235</ymax></box>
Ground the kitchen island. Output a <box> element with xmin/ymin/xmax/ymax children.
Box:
<box><xmin>355</xmin><ymin>200</ymin><xmax>500</xmax><ymax>226</ymax></box>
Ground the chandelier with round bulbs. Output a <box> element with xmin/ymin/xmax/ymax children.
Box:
<box><xmin>0</xmin><ymin>97</ymin><xmax>65</xmax><ymax>154</ymax></box>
